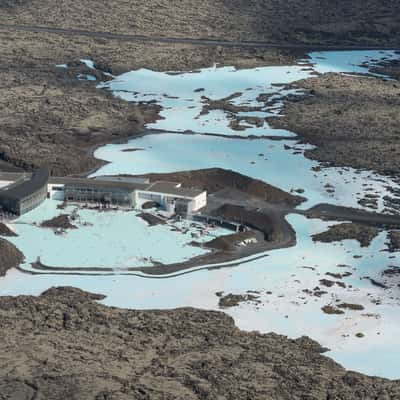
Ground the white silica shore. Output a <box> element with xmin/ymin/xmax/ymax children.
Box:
<box><xmin>1</xmin><ymin>50</ymin><xmax>400</xmax><ymax>379</ymax></box>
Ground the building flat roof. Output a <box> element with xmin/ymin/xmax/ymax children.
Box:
<box><xmin>0</xmin><ymin>167</ymin><xmax>49</xmax><ymax>202</ymax></box>
<box><xmin>0</xmin><ymin>172</ymin><xmax>32</xmax><ymax>182</ymax></box>
<box><xmin>93</xmin><ymin>176</ymin><xmax>150</xmax><ymax>185</ymax></box>
<box><xmin>51</xmin><ymin>177</ymin><xmax>150</xmax><ymax>191</ymax></box>
<box><xmin>145</xmin><ymin>181</ymin><xmax>205</xmax><ymax>198</ymax></box>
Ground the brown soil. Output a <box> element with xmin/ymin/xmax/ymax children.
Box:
<box><xmin>0</xmin><ymin>286</ymin><xmax>398</xmax><ymax>399</ymax></box>
<box><xmin>0</xmin><ymin>238</ymin><xmax>24</xmax><ymax>276</ymax></box>
<box><xmin>1</xmin><ymin>1</ymin><xmax>400</xmax><ymax>46</ymax></box>
<box><xmin>0</xmin><ymin>222</ymin><xmax>17</xmax><ymax>237</ymax></box>
<box><xmin>41</xmin><ymin>214</ymin><xmax>77</xmax><ymax>230</ymax></box>
<box><xmin>133</xmin><ymin>168</ymin><xmax>305</xmax><ymax>206</ymax></box>
<box><xmin>312</xmin><ymin>222</ymin><xmax>380</xmax><ymax>247</ymax></box>
<box><xmin>269</xmin><ymin>73</ymin><xmax>400</xmax><ymax>176</ymax></box>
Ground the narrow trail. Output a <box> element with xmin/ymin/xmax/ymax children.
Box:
<box><xmin>0</xmin><ymin>23</ymin><xmax>398</xmax><ymax>50</ymax></box>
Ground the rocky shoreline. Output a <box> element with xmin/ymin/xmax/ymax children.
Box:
<box><xmin>312</xmin><ymin>222</ymin><xmax>381</xmax><ymax>247</ymax></box>
<box><xmin>0</xmin><ymin>238</ymin><xmax>24</xmax><ymax>277</ymax></box>
<box><xmin>269</xmin><ymin>69</ymin><xmax>400</xmax><ymax>179</ymax></box>
<box><xmin>0</xmin><ymin>286</ymin><xmax>398</xmax><ymax>399</ymax></box>
<box><xmin>0</xmin><ymin>58</ymin><xmax>161</xmax><ymax>176</ymax></box>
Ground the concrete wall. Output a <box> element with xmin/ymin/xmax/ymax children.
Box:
<box><xmin>191</xmin><ymin>191</ymin><xmax>207</xmax><ymax>212</ymax></box>
<box><xmin>136</xmin><ymin>190</ymin><xmax>207</xmax><ymax>214</ymax></box>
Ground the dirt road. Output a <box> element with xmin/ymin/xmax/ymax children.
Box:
<box><xmin>0</xmin><ymin>23</ymin><xmax>397</xmax><ymax>51</ymax></box>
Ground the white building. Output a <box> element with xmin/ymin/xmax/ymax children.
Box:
<box><xmin>135</xmin><ymin>181</ymin><xmax>207</xmax><ymax>214</ymax></box>
<box><xmin>0</xmin><ymin>172</ymin><xmax>207</xmax><ymax>216</ymax></box>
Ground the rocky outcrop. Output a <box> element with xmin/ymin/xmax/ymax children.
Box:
<box><xmin>0</xmin><ymin>287</ymin><xmax>398</xmax><ymax>399</ymax></box>
<box><xmin>387</xmin><ymin>230</ymin><xmax>400</xmax><ymax>252</ymax></box>
<box><xmin>312</xmin><ymin>222</ymin><xmax>380</xmax><ymax>247</ymax></box>
<box><xmin>216</xmin><ymin>291</ymin><xmax>261</xmax><ymax>308</ymax></box>
<box><xmin>41</xmin><ymin>214</ymin><xmax>77</xmax><ymax>230</ymax></box>
<box><xmin>270</xmin><ymin>73</ymin><xmax>400</xmax><ymax>177</ymax></box>
<box><xmin>0</xmin><ymin>59</ymin><xmax>161</xmax><ymax>176</ymax></box>
<box><xmin>0</xmin><ymin>238</ymin><xmax>24</xmax><ymax>276</ymax></box>
<box><xmin>198</xmin><ymin>231</ymin><xmax>258</xmax><ymax>251</ymax></box>
<box><xmin>0</xmin><ymin>222</ymin><xmax>17</xmax><ymax>237</ymax></box>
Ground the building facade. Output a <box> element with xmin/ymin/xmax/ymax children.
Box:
<box><xmin>63</xmin><ymin>181</ymin><xmax>137</xmax><ymax>207</ymax></box>
<box><xmin>0</xmin><ymin>167</ymin><xmax>49</xmax><ymax>216</ymax></box>
<box><xmin>61</xmin><ymin>179</ymin><xmax>207</xmax><ymax>214</ymax></box>
<box><xmin>135</xmin><ymin>181</ymin><xmax>207</xmax><ymax>214</ymax></box>
<box><xmin>0</xmin><ymin>171</ymin><xmax>207</xmax><ymax>217</ymax></box>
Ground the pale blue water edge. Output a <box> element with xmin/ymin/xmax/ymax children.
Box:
<box><xmin>97</xmin><ymin>50</ymin><xmax>399</xmax><ymax>136</ymax></box>
<box><xmin>1</xmin><ymin>214</ymin><xmax>399</xmax><ymax>378</ymax></box>
<box><xmin>1</xmin><ymin>50</ymin><xmax>400</xmax><ymax>379</ymax></box>
<box><xmin>8</xmin><ymin>200</ymin><xmax>229</xmax><ymax>269</ymax></box>
<box><xmin>92</xmin><ymin>132</ymin><xmax>398</xmax><ymax>211</ymax></box>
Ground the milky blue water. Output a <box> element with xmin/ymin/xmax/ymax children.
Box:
<box><xmin>92</xmin><ymin>132</ymin><xmax>398</xmax><ymax>211</ymax></box>
<box><xmin>2</xmin><ymin>50</ymin><xmax>400</xmax><ymax>379</ymax></box>
<box><xmin>98</xmin><ymin>50</ymin><xmax>399</xmax><ymax>136</ymax></box>
<box><xmin>1</xmin><ymin>214</ymin><xmax>399</xmax><ymax>378</ymax></box>
<box><xmin>8</xmin><ymin>200</ymin><xmax>229</xmax><ymax>270</ymax></box>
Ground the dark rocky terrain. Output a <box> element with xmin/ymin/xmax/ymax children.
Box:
<box><xmin>0</xmin><ymin>59</ymin><xmax>160</xmax><ymax>176</ymax></box>
<box><xmin>270</xmin><ymin>70</ymin><xmax>400</xmax><ymax>176</ymax></box>
<box><xmin>387</xmin><ymin>230</ymin><xmax>400</xmax><ymax>252</ymax></box>
<box><xmin>40</xmin><ymin>214</ymin><xmax>77</xmax><ymax>230</ymax></box>
<box><xmin>0</xmin><ymin>238</ymin><xmax>24</xmax><ymax>277</ymax></box>
<box><xmin>1</xmin><ymin>0</ymin><xmax>400</xmax><ymax>46</ymax></box>
<box><xmin>0</xmin><ymin>1</ymin><xmax>399</xmax><ymax>175</ymax></box>
<box><xmin>131</xmin><ymin>168</ymin><xmax>305</xmax><ymax>206</ymax></box>
<box><xmin>0</xmin><ymin>222</ymin><xmax>17</xmax><ymax>237</ymax></box>
<box><xmin>312</xmin><ymin>222</ymin><xmax>381</xmax><ymax>247</ymax></box>
<box><xmin>216</xmin><ymin>291</ymin><xmax>261</xmax><ymax>308</ymax></box>
<box><xmin>0</xmin><ymin>286</ymin><xmax>398</xmax><ymax>400</ymax></box>
<box><xmin>1</xmin><ymin>1</ymin><xmax>400</xmax><ymax>397</ymax></box>
<box><xmin>0</xmin><ymin>29</ymin><xmax>294</xmax><ymax>175</ymax></box>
